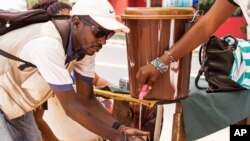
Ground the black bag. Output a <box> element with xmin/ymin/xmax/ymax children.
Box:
<box><xmin>195</xmin><ymin>35</ymin><xmax>245</xmax><ymax>93</ymax></box>
<box><xmin>0</xmin><ymin>9</ymin><xmax>70</xmax><ymax>69</ymax></box>
<box><xmin>0</xmin><ymin>9</ymin><xmax>51</xmax><ymax>36</ymax></box>
<box><xmin>0</xmin><ymin>9</ymin><xmax>51</xmax><ymax>69</ymax></box>
<box><xmin>0</xmin><ymin>9</ymin><xmax>69</xmax><ymax>36</ymax></box>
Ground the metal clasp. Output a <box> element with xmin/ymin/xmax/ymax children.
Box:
<box><xmin>190</xmin><ymin>10</ymin><xmax>204</xmax><ymax>23</ymax></box>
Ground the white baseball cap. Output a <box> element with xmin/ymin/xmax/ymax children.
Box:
<box><xmin>70</xmin><ymin>0</ymin><xmax>130</xmax><ymax>33</ymax></box>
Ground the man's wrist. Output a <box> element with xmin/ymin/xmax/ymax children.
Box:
<box><xmin>117</xmin><ymin>124</ymin><xmax>129</xmax><ymax>132</ymax></box>
<box><xmin>112</xmin><ymin>121</ymin><xmax>122</xmax><ymax>129</ymax></box>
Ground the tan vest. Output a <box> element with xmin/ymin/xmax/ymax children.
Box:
<box><xmin>0</xmin><ymin>21</ymin><xmax>62</xmax><ymax>119</ymax></box>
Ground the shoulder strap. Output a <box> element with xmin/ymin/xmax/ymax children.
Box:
<box><xmin>195</xmin><ymin>65</ymin><xmax>206</xmax><ymax>90</ymax></box>
<box><xmin>195</xmin><ymin>45</ymin><xmax>206</xmax><ymax>90</ymax></box>
<box><xmin>51</xmin><ymin>19</ymin><xmax>71</xmax><ymax>51</ymax></box>
<box><xmin>0</xmin><ymin>48</ymin><xmax>36</xmax><ymax>71</ymax></box>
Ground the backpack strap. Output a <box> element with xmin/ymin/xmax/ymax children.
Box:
<box><xmin>195</xmin><ymin>64</ymin><xmax>206</xmax><ymax>90</ymax></box>
<box><xmin>0</xmin><ymin>48</ymin><xmax>36</xmax><ymax>71</ymax></box>
<box><xmin>51</xmin><ymin>18</ymin><xmax>71</xmax><ymax>51</ymax></box>
<box><xmin>195</xmin><ymin>45</ymin><xmax>207</xmax><ymax>90</ymax></box>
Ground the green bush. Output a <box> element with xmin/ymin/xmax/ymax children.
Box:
<box><xmin>198</xmin><ymin>0</ymin><xmax>242</xmax><ymax>16</ymax></box>
<box><xmin>198</xmin><ymin>0</ymin><xmax>215</xmax><ymax>13</ymax></box>
<box><xmin>26</xmin><ymin>0</ymin><xmax>70</xmax><ymax>9</ymax></box>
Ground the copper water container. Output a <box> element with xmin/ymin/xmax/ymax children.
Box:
<box><xmin>122</xmin><ymin>8</ymin><xmax>194</xmax><ymax>101</ymax></box>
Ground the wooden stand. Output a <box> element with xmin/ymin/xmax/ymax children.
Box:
<box><xmin>94</xmin><ymin>89</ymin><xmax>187</xmax><ymax>141</ymax></box>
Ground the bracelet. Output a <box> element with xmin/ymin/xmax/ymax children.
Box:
<box><xmin>112</xmin><ymin>121</ymin><xmax>122</xmax><ymax>129</ymax></box>
<box><xmin>150</xmin><ymin>57</ymin><xmax>168</xmax><ymax>73</ymax></box>
<box><xmin>164</xmin><ymin>50</ymin><xmax>176</xmax><ymax>63</ymax></box>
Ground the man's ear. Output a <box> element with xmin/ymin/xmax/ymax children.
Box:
<box><xmin>72</xmin><ymin>16</ymin><xmax>82</xmax><ymax>28</ymax></box>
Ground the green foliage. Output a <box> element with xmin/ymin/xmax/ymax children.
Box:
<box><xmin>198</xmin><ymin>0</ymin><xmax>242</xmax><ymax>16</ymax></box>
<box><xmin>26</xmin><ymin>0</ymin><xmax>39</xmax><ymax>9</ymax></box>
<box><xmin>198</xmin><ymin>0</ymin><xmax>215</xmax><ymax>13</ymax></box>
<box><xmin>60</xmin><ymin>0</ymin><xmax>70</xmax><ymax>3</ymax></box>
<box><xmin>26</xmin><ymin>0</ymin><xmax>70</xmax><ymax>9</ymax></box>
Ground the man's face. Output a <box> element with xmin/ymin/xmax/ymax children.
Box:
<box><xmin>71</xmin><ymin>16</ymin><xmax>115</xmax><ymax>56</ymax></box>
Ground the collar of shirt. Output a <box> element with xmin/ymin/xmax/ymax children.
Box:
<box><xmin>65</xmin><ymin>31</ymin><xmax>86</xmax><ymax>64</ymax></box>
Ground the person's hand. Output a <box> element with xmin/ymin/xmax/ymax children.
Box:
<box><xmin>122</xmin><ymin>127</ymin><xmax>149</xmax><ymax>136</ymax></box>
<box><xmin>127</xmin><ymin>135</ymin><xmax>147</xmax><ymax>141</ymax></box>
<box><xmin>136</xmin><ymin>63</ymin><xmax>161</xmax><ymax>92</ymax></box>
<box><xmin>118</xmin><ymin>126</ymin><xmax>150</xmax><ymax>141</ymax></box>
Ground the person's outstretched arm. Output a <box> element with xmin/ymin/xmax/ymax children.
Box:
<box><xmin>136</xmin><ymin>0</ymin><xmax>238</xmax><ymax>90</ymax></box>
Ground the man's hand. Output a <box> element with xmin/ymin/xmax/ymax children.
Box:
<box><xmin>118</xmin><ymin>126</ymin><xmax>150</xmax><ymax>141</ymax></box>
<box><xmin>127</xmin><ymin>135</ymin><xmax>148</xmax><ymax>141</ymax></box>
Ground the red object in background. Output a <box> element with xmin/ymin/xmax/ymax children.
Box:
<box><xmin>109</xmin><ymin>0</ymin><xmax>128</xmax><ymax>22</ymax></box>
<box><xmin>109</xmin><ymin>0</ymin><xmax>162</xmax><ymax>22</ymax></box>
<box><xmin>109</xmin><ymin>0</ymin><xmax>146</xmax><ymax>22</ymax></box>
<box><xmin>128</xmin><ymin>0</ymin><xmax>146</xmax><ymax>7</ymax></box>
<box><xmin>214</xmin><ymin>16</ymin><xmax>247</xmax><ymax>39</ymax></box>
<box><xmin>109</xmin><ymin>0</ymin><xmax>247</xmax><ymax>40</ymax></box>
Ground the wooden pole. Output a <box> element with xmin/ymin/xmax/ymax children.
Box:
<box><xmin>172</xmin><ymin>103</ymin><xmax>186</xmax><ymax>141</ymax></box>
<box><xmin>154</xmin><ymin>105</ymin><xmax>163</xmax><ymax>141</ymax></box>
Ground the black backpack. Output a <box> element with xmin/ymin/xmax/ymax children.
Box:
<box><xmin>0</xmin><ymin>9</ymin><xmax>69</xmax><ymax>70</ymax></box>
<box><xmin>0</xmin><ymin>9</ymin><xmax>51</xmax><ymax>36</ymax></box>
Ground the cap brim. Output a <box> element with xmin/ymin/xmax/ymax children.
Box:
<box><xmin>90</xmin><ymin>16</ymin><xmax>130</xmax><ymax>33</ymax></box>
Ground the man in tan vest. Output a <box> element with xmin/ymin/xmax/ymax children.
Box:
<box><xmin>0</xmin><ymin>0</ymin><xmax>149</xmax><ymax>140</ymax></box>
